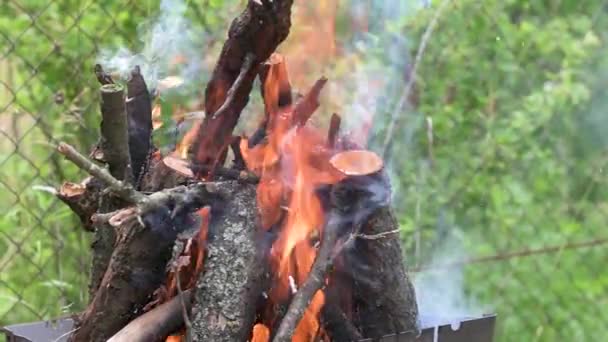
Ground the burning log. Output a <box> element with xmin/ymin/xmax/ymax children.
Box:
<box><xmin>292</xmin><ymin>77</ymin><xmax>328</xmax><ymax>127</ymax></box>
<box><xmin>259</xmin><ymin>53</ymin><xmax>293</xmax><ymax>113</ymax></box>
<box><xmin>273</xmin><ymin>150</ymin><xmax>388</xmax><ymax>342</ymax></box>
<box><xmin>87</xmin><ymin>79</ymin><xmax>138</xmax><ymax>297</ymax></box>
<box><xmin>57</xmin><ymin>143</ymin><xmax>223</xmax><ymax>342</ymax></box>
<box><xmin>320</xmin><ymin>303</ymin><xmax>363</xmax><ymax>342</ymax></box>
<box><xmin>190</xmin><ymin>0</ymin><xmax>294</xmax><ymax>176</ymax></box>
<box><xmin>189</xmin><ymin>182</ymin><xmax>268</xmax><ymax>341</ymax></box>
<box><xmin>272</xmin><ymin>182</ymin><xmax>354</xmax><ymax>342</ymax></box>
<box><xmin>98</xmin><ymin>83</ymin><xmax>133</xmax><ymax>183</ymax></box>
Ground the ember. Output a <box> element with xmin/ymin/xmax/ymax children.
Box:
<box><xmin>53</xmin><ymin>1</ymin><xmax>418</xmax><ymax>342</ymax></box>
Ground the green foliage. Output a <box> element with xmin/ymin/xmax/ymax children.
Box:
<box><xmin>376</xmin><ymin>1</ymin><xmax>608</xmax><ymax>341</ymax></box>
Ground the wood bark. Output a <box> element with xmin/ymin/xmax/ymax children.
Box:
<box><xmin>349</xmin><ymin>206</ymin><xmax>419</xmax><ymax>338</ymax></box>
<box><xmin>190</xmin><ymin>182</ymin><xmax>268</xmax><ymax>342</ymax></box>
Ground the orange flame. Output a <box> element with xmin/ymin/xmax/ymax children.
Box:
<box><xmin>252</xmin><ymin>324</ymin><xmax>270</xmax><ymax>342</ymax></box>
<box><xmin>242</xmin><ymin>69</ymin><xmax>345</xmax><ymax>341</ymax></box>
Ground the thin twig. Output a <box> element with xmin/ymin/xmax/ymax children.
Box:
<box><xmin>57</xmin><ymin>142</ymin><xmax>145</xmax><ymax>203</ymax></box>
<box><xmin>52</xmin><ymin>327</ymin><xmax>80</xmax><ymax>342</ymax></box>
<box><xmin>211</xmin><ymin>53</ymin><xmax>257</xmax><ymax>119</ymax></box>
<box><xmin>381</xmin><ymin>0</ymin><xmax>451</xmax><ymax>158</ymax></box>
<box><xmin>175</xmin><ymin>271</ymin><xmax>193</xmax><ymax>342</ymax></box>
<box><xmin>354</xmin><ymin>228</ymin><xmax>400</xmax><ymax>240</ymax></box>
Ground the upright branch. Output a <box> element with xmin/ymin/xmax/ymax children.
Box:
<box><xmin>249</xmin><ymin>53</ymin><xmax>293</xmax><ymax>148</ymax></box>
<box><xmin>292</xmin><ymin>77</ymin><xmax>327</xmax><ymax>127</ymax></box>
<box><xmin>259</xmin><ymin>53</ymin><xmax>293</xmax><ymax>116</ymax></box>
<box><xmin>190</xmin><ymin>0</ymin><xmax>294</xmax><ymax>176</ymax></box>
<box><xmin>126</xmin><ymin>66</ymin><xmax>153</xmax><ymax>184</ymax></box>
<box><xmin>94</xmin><ymin>64</ymin><xmax>114</xmax><ymax>85</ymax></box>
<box><xmin>99</xmin><ymin>83</ymin><xmax>133</xmax><ymax>183</ymax></box>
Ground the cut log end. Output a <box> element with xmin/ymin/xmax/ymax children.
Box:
<box><xmin>329</xmin><ymin>150</ymin><xmax>384</xmax><ymax>177</ymax></box>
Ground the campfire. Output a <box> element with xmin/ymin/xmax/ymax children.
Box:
<box><xmin>56</xmin><ymin>1</ymin><xmax>418</xmax><ymax>341</ymax></box>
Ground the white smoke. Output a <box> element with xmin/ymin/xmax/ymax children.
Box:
<box><xmin>97</xmin><ymin>0</ymin><xmax>204</xmax><ymax>90</ymax></box>
<box><xmin>413</xmin><ymin>232</ymin><xmax>488</xmax><ymax>328</ymax></box>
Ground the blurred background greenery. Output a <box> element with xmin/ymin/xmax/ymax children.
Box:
<box><xmin>1</xmin><ymin>0</ymin><xmax>607</xmax><ymax>341</ymax></box>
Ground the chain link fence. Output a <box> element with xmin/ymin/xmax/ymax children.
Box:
<box><xmin>1</xmin><ymin>1</ymin><xmax>607</xmax><ymax>341</ymax></box>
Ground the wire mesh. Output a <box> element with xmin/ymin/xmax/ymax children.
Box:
<box><xmin>0</xmin><ymin>1</ymin><xmax>607</xmax><ymax>342</ymax></box>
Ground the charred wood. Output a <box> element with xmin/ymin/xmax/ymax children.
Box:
<box><xmin>190</xmin><ymin>0</ymin><xmax>294</xmax><ymax>176</ymax></box>
<box><xmin>99</xmin><ymin>83</ymin><xmax>133</xmax><ymax>183</ymax></box>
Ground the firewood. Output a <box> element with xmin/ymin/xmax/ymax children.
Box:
<box><xmin>190</xmin><ymin>0</ymin><xmax>294</xmax><ymax>176</ymax></box>
<box><xmin>107</xmin><ymin>289</ymin><xmax>193</xmax><ymax>342</ymax></box>
<box><xmin>259</xmin><ymin>53</ymin><xmax>293</xmax><ymax>117</ymax></box>
<box><xmin>348</xmin><ymin>206</ymin><xmax>419</xmax><ymax>338</ymax></box>
<box><xmin>292</xmin><ymin>77</ymin><xmax>328</xmax><ymax>127</ymax></box>
<box><xmin>126</xmin><ymin>66</ymin><xmax>154</xmax><ymax>186</ymax></box>
<box><xmin>99</xmin><ymin>83</ymin><xmax>133</xmax><ymax>183</ymax></box>
<box><xmin>320</xmin><ymin>302</ymin><xmax>363</xmax><ymax>341</ymax></box>
<box><xmin>189</xmin><ymin>182</ymin><xmax>269</xmax><ymax>341</ymax></box>
<box><xmin>94</xmin><ymin>64</ymin><xmax>114</xmax><ymax>85</ymax></box>
<box><xmin>327</xmin><ymin>113</ymin><xmax>341</xmax><ymax>148</ymax></box>
<box><xmin>329</xmin><ymin>150</ymin><xmax>384</xmax><ymax>177</ymax></box>
<box><xmin>66</xmin><ymin>182</ymin><xmax>227</xmax><ymax>342</ymax></box>
<box><xmin>250</xmin><ymin>53</ymin><xmax>293</xmax><ymax>149</ymax></box>
<box><xmin>85</xmin><ymin>81</ymin><xmax>136</xmax><ymax>296</ymax></box>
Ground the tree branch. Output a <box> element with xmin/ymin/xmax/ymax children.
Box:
<box><xmin>99</xmin><ymin>83</ymin><xmax>133</xmax><ymax>183</ymax></box>
<box><xmin>57</xmin><ymin>142</ymin><xmax>144</xmax><ymax>203</ymax></box>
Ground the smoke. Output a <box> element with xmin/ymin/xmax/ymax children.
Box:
<box><xmin>97</xmin><ymin>0</ymin><xmax>205</xmax><ymax>91</ymax></box>
<box><xmin>413</xmin><ymin>231</ymin><xmax>488</xmax><ymax>328</ymax></box>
